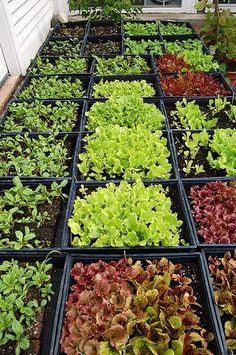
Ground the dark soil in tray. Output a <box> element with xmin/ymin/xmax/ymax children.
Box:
<box><xmin>84</xmin><ymin>40</ymin><xmax>121</xmax><ymax>56</ymax></box>
<box><xmin>166</xmin><ymin>104</ymin><xmax>236</xmax><ymax>129</ymax></box>
<box><xmin>175</xmin><ymin>137</ymin><xmax>224</xmax><ymax>178</ymax></box>
<box><xmin>55</xmin><ymin>26</ymin><xmax>85</xmax><ymax>37</ymax></box>
<box><xmin>90</xmin><ymin>24</ymin><xmax>120</xmax><ymax>35</ymax></box>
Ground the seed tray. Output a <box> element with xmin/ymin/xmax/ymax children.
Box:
<box><xmin>49</xmin><ymin>21</ymin><xmax>89</xmax><ymax>39</ymax></box>
<box><xmin>81</xmin><ymin>35</ymin><xmax>123</xmax><ymax>56</ymax></box>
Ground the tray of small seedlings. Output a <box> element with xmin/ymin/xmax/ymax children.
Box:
<box><xmin>28</xmin><ymin>56</ymin><xmax>94</xmax><ymax>76</ymax></box>
<box><xmin>88</xmin><ymin>20</ymin><xmax>122</xmax><ymax>36</ymax></box>
<box><xmin>16</xmin><ymin>75</ymin><xmax>92</xmax><ymax>101</ymax></box>
<box><xmin>158</xmin><ymin>20</ymin><xmax>196</xmax><ymax>38</ymax></box>
<box><xmin>0</xmin><ymin>178</ymin><xmax>71</xmax><ymax>251</ymax></box>
<box><xmin>0</xmin><ymin>252</ymin><xmax>66</xmax><ymax>355</ymax></box>
<box><xmin>81</xmin><ymin>35</ymin><xmax>123</xmax><ymax>56</ymax></box>
<box><xmin>0</xmin><ymin>99</ymin><xmax>86</xmax><ymax>134</ymax></box>
<box><xmin>202</xmin><ymin>248</ymin><xmax>236</xmax><ymax>354</ymax></box>
<box><xmin>49</xmin><ymin>20</ymin><xmax>89</xmax><ymax>38</ymax></box>
<box><xmin>182</xmin><ymin>179</ymin><xmax>236</xmax><ymax>248</ymax></box>
<box><xmin>54</xmin><ymin>252</ymin><xmax>225</xmax><ymax>354</ymax></box>
<box><xmin>38</xmin><ymin>37</ymin><xmax>84</xmax><ymax>57</ymax></box>
<box><xmin>124</xmin><ymin>36</ymin><xmax>164</xmax><ymax>56</ymax></box>
<box><xmin>123</xmin><ymin>20</ymin><xmax>159</xmax><ymax>37</ymax></box>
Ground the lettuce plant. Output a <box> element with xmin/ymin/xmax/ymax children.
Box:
<box><xmin>161</xmin><ymin>73</ymin><xmax>231</xmax><ymax>97</ymax></box>
<box><xmin>0</xmin><ymin>177</ymin><xmax>68</xmax><ymax>249</ymax></box>
<box><xmin>30</xmin><ymin>57</ymin><xmax>88</xmax><ymax>75</ymax></box>
<box><xmin>94</xmin><ymin>55</ymin><xmax>151</xmax><ymax>75</ymax></box>
<box><xmin>3</xmin><ymin>100</ymin><xmax>79</xmax><ymax>133</ymax></box>
<box><xmin>208</xmin><ymin>251</ymin><xmax>236</xmax><ymax>350</ymax></box>
<box><xmin>159</xmin><ymin>21</ymin><xmax>193</xmax><ymax>35</ymax></box>
<box><xmin>0</xmin><ymin>258</ymin><xmax>53</xmax><ymax>354</ymax></box>
<box><xmin>165</xmin><ymin>39</ymin><xmax>205</xmax><ymax>54</ymax></box>
<box><xmin>124</xmin><ymin>22</ymin><xmax>157</xmax><ymax>36</ymax></box>
<box><xmin>41</xmin><ymin>39</ymin><xmax>81</xmax><ymax>56</ymax></box>
<box><xmin>156</xmin><ymin>54</ymin><xmax>190</xmax><ymax>74</ymax></box>
<box><xmin>0</xmin><ymin>134</ymin><xmax>71</xmax><ymax>177</ymax></box>
<box><xmin>61</xmin><ymin>257</ymin><xmax>214</xmax><ymax>354</ymax></box>
<box><xmin>69</xmin><ymin>180</ymin><xmax>183</xmax><ymax>247</ymax></box>
<box><xmin>78</xmin><ymin>125</ymin><xmax>172</xmax><ymax>180</ymax></box>
<box><xmin>19</xmin><ymin>76</ymin><xmax>85</xmax><ymax>99</ymax></box>
<box><xmin>86</xmin><ymin>96</ymin><xmax>165</xmax><ymax>130</ymax></box>
<box><xmin>207</xmin><ymin>129</ymin><xmax>236</xmax><ymax>176</ymax></box>
<box><xmin>189</xmin><ymin>181</ymin><xmax>236</xmax><ymax>244</ymax></box>
<box><xmin>92</xmin><ymin>79</ymin><xmax>156</xmax><ymax>98</ymax></box>
<box><xmin>125</xmin><ymin>38</ymin><xmax>163</xmax><ymax>55</ymax></box>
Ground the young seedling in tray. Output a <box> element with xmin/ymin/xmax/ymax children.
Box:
<box><xmin>125</xmin><ymin>38</ymin><xmax>163</xmax><ymax>55</ymax></box>
<box><xmin>0</xmin><ymin>134</ymin><xmax>72</xmax><ymax>177</ymax></box>
<box><xmin>0</xmin><ymin>177</ymin><xmax>68</xmax><ymax>249</ymax></box>
<box><xmin>159</xmin><ymin>21</ymin><xmax>193</xmax><ymax>35</ymax></box>
<box><xmin>175</xmin><ymin>129</ymin><xmax>236</xmax><ymax>177</ymax></box>
<box><xmin>30</xmin><ymin>57</ymin><xmax>88</xmax><ymax>75</ymax></box>
<box><xmin>78</xmin><ymin>125</ymin><xmax>172</xmax><ymax>180</ymax></box>
<box><xmin>69</xmin><ymin>180</ymin><xmax>183</xmax><ymax>247</ymax></box>
<box><xmin>168</xmin><ymin>97</ymin><xmax>236</xmax><ymax>129</ymax></box>
<box><xmin>94</xmin><ymin>55</ymin><xmax>151</xmax><ymax>75</ymax></box>
<box><xmin>41</xmin><ymin>39</ymin><xmax>81</xmax><ymax>56</ymax></box>
<box><xmin>84</xmin><ymin>40</ymin><xmax>121</xmax><ymax>56</ymax></box>
<box><xmin>124</xmin><ymin>21</ymin><xmax>158</xmax><ymax>36</ymax></box>
<box><xmin>54</xmin><ymin>24</ymin><xmax>86</xmax><ymax>37</ymax></box>
<box><xmin>85</xmin><ymin>96</ymin><xmax>165</xmax><ymax>130</ymax></box>
<box><xmin>2</xmin><ymin>100</ymin><xmax>80</xmax><ymax>133</ymax></box>
<box><xmin>89</xmin><ymin>23</ymin><xmax>120</xmax><ymax>35</ymax></box>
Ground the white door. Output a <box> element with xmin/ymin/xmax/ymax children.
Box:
<box><xmin>142</xmin><ymin>0</ymin><xmax>196</xmax><ymax>13</ymax></box>
<box><xmin>0</xmin><ymin>45</ymin><xmax>8</xmax><ymax>85</ymax></box>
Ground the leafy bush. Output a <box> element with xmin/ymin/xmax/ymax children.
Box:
<box><xmin>208</xmin><ymin>251</ymin><xmax>236</xmax><ymax>351</ymax></box>
<box><xmin>86</xmin><ymin>96</ymin><xmax>165</xmax><ymax>130</ymax></box>
<box><xmin>0</xmin><ymin>134</ymin><xmax>71</xmax><ymax>177</ymax></box>
<box><xmin>61</xmin><ymin>257</ymin><xmax>214</xmax><ymax>354</ymax></box>
<box><xmin>69</xmin><ymin>180</ymin><xmax>183</xmax><ymax>247</ymax></box>
<box><xmin>159</xmin><ymin>21</ymin><xmax>193</xmax><ymax>35</ymax></box>
<box><xmin>41</xmin><ymin>39</ymin><xmax>81</xmax><ymax>56</ymax></box>
<box><xmin>92</xmin><ymin>79</ymin><xmax>156</xmax><ymax>98</ymax></box>
<box><xmin>3</xmin><ymin>101</ymin><xmax>79</xmax><ymax>133</ymax></box>
<box><xmin>30</xmin><ymin>57</ymin><xmax>88</xmax><ymax>75</ymax></box>
<box><xmin>18</xmin><ymin>76</ymin><xmax>85</xmax><ymax>99</ymax></box>
<box><xmin>125</xmin><ymin>38</ymin><xmax>163</xmax><ymax>55</ymax></box>
<box><xmin>0</xmin><ymin>177</ymin><xmax>67</xmax><ymax>249</ymax></box>
<box><xmin>189</xmin><ymin>181</ymin><xmax>236</xmax><ymax>244</ymax></box>
<box><xmin>95</xmin><ymin>55</ymin><xmax>150</xmax><ymax>75</ymax></box>
<box><xmin>0</xmin><ymin>258</ymin><xmax>53</xmax><ymax>354</ymax></box>
<box><xmin>78</xmin><ymin>125</ymin><xmax>172</xmax><ymax>180</ymax></box>
<box><xmin>161</xmin><ymin>73</ymin><xmax>231</xmax><ymax>97</ymax></box>
<box><xmin>124</xmin><ymin>22</ymin><xmax>157</xmax><ymax>36</ymax></box>
<box><xmin>207</xmin><ymin>129</ymin><xmax>236</xmax><ymax>176</ymax></box>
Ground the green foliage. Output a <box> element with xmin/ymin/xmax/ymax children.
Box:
<box><xmin>18</xmin><ymin>76</ymin><xmax>85</xmax><ymax>99</ymax></box>
<box><xmin>124</xmin><ymin>22</ymin><xmax>157</xmax><ymax>36</ymax></box>
<box><xmin>42</xmin><ymin>39</ymin><xmax>81</xmax><ymax>56</ymax></box>
<box><xmin>207</xmin><ymin>129</ymin><xmax>236</xmax><ymax>176</ymax></box>
<box><xmin>68</xmin><ymin>0</ymin><xmax>142</xmax><ymax>20</ymax></box>
<box><xmin>0</xmin><ymin>177</ymin><xmax>67</xmax><ymax>249</ymax></box>
<box><xmin>30</xmin><ymin>57</ymin><xmax>87</xmax><ymax>75</ymax></box>
<box><xmin>3</xmin><ymin>101</ymin><xmax>79</xmax><ymax>133</ymax></box>
<box><xmin>78</xmin><ymin>125</ymin><xmax>172</xmax><ymax>180</ymax></box>
<box><xmin>0</xmin><ymin>258</ymin><xmax>53</xmax><ymax>354</ymax></box>
<box><xmin>125</xmin><ymin>38</ymin><xmax>163</xmax><ymax>55</ymax></box>
<box><xmin>158</xmin><ymin>21</ymin><xmax>193</xmax><ymax>35</ymax></box>
<box><xmin>94</xmin><ymin>55</ymin><xmax>150</xmax><ymax>75</ymax></box>
<box><xmin>165</xmin><ymin>39</ymin><xmax>204</xmax><ymax>53</ymax></box>
<box><xmin>69</xmin><ymin>180</ymin><xmax>183</xmax><ymax>247</ymax></box>
<box><xmin>92</xmin><ymin>79</ymin><xmax>156</xmax><ymax>98</ymax></box>
<box><xmin>86</xmin><ymin>96</ymin><xmax>165</xmax><ymax>130</ymax></box>
<box><xmin>0</xmin><ymin>134</ymin><xmax>70</xmax><ymax>177</ymax></box>
<box><xmin>226</xmin><ymin>105</ymin><xmax>236</xmax><ymax>123</ymax></box>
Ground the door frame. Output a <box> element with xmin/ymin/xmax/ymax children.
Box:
<box><xmin>142</xmin><ymin>0</ymin><xmax>197</xmax><ymax>13</ymax></box>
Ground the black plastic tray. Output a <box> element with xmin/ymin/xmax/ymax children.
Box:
<box><xmin>158</xmin><ymin>20</ymin><xmax>197</xmax><ymax>38</ymax></box>
<box><xmin>53</xmin><ymin>252</ymin><xmax>225</xmax><ymax>355</ymax></box>
<box><xmin>28</xmin><ymin>56</ymin><xmax>94</xmax><ymax>76</ymax></box>
<box><xmin>0</xmin><ymin>179</ymin><xmax>72</xmax><ymax>253</ymax></box>
<box><xmin>62</xmin><ymin>179</ymin><xmax>196</xmax><ymax>252</ymax></box>
<box><xmin>16</xmin><ymin>75</ymin><xmax>92</xmax><ymax>101</ymax></box>
<box><xmin>182</xmin><ymin>178</ymin><xmax>236</xmax><ymax>250</ymax></box>
<box><xmin>49</xmin><ymin>21</ymin><xmax>89</xmax><ymax>39</ymax></box>
<box><xmin>123</xmin><ymin>20</ymin><xmax>159</xmax><ymax>37</ymax></box>
<box><xmin>124</xmin><ymin>35</ymin><xmax>165</xmax><ymax>56</ymax></box>
<box><xmin>0</xmin><ymin>132</ymin><xmax>79</xmax><ymax>180</ymax></box>
<box><xmin>90</xmin><ymin>74</ymin><xmax>163</xmax><ymax>99</ymax></box>
<box><xmin>0</xmin><ymin>99</ymin><xmax>87</xmax><ymax>135</ymax></box>
<box><xmin>0</xmin><ymin>252</ymin><xmax>66</xmax><ymax>355</ymax></box>
<box><xmin>163</xmin><ymin>34</ymin><xmax>210</xmax><ymax>55</ymax></box>
<box><xmin>202</xmin><ymin>247</ymin><xmax>236</xmax><ymax>355</ymax></box>
<box><xmin>159</xmin><ymin>71</ymin><xmax>234</xmax><ymax>99</ymax></box>
<box><xmin>83</xmin><ymin>98</ymin><xmax>168</xmax><ymax>130</ymax></box>
<box><xmin>88</xmin><ymin>20</ymin><xmax>122</xmax><ymax>36</ymax></box>
<box><xmin>162</xmin><ymin>97</ymin><xmax>236</xmax><ymax>130</ymax></box>
<box><xmin>75</xmin><ymin>130</ymin><xmax>178</xmax><ymax>180</ymax></box>
<box><xmin>93</xmin><ymin>54</ymin><xmax>157</xmax><ymax>76</ymax></box>
<box><xmin>38</xmin><ymin>37</ymin><xmax>85</xmax><ymax>57</ymax></box>
<box><xmin>81</xmin><ymin>35</ymin><xmax>123</xmax><ymax>56</ymax></box>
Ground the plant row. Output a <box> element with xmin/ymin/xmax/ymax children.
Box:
<box><xmin>1</xmin><ymin>251</ymin><xmax>235</xmax><ymax>354</ymax></box>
